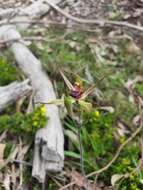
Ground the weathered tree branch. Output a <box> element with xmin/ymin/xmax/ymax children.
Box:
<box><xmin>0</xmin><ymin>24</ymin><xmax>64</xmax><ymax>182</ymax></box>
<box><xmin>46</xmin><ymin>0</ymin><xmax>143</xmax><ymax>32</ymax></box>
<box><xmin>0</xmin><ymin>0</ymin><xmax>64</xmax><ymax>183</ymax></box>
<box><xmin>0</xmin><ymin>0</ymin><xmax>61</xmax><ymax>29</ymax></box>
<box><xmin>0</xmin><ymin>80</ymin><xmax>32</xmax><ymax>112</ymax></box>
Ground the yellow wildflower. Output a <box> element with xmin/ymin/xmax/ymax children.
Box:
<box><xmin>94</xmin><ymin>110</ymin><xmax>100</xmax><ymax>118</ymax></box>
<box><xmin>130</xmin><ymin>184</ymin><xmax>140</xmax><ymax>190</ymax></box>
<box><xmin>33</xmin><ymin>121</ymin><xmax>38</xmax><ymax>126</ymax></box>
<box><xmin>40</xmin><ymin>105</ymin><xmax>46</xmax><ymax>115</ymax></box>
<box><xmin>130</xmin><ymin>174</ymin><xmax>135</xmax><ymax>180</ymax></box>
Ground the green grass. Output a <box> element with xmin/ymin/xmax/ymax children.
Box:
<box><xmin>37</xmin><ymin>30</ymin><xmax>142</xmax><ymax>188</ymax></box>
<box><xmin>1</xmin><ymin>28</ymin><xmax>143</xmax><ymax>189</ymax></box>
<box><xmin>0</xmin><ymin>57</ymin><xmax>19</xmax><ymax>86</ymax></box>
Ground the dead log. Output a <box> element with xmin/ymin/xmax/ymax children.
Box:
<box><xmin>0</xmin><ymin>0</ymin><xmax>64</xmax><ymax>182</ymax></box>
<box><xmin>0</xmin><ymin>0</ymin><xmax>61</xmax><ymax>29</ymax></box>
<box><xmin>0</xmin><ymin>80</ymin><xmax>32</xmax><ymax>112</ymax></box>
<box><xmin>0</xmin><ymin>8</ymin><xmax>14</xmax><ymax>19</ymax></box>
<box><xmin>0</xmin><ymin>24</ymin><xmax>64</xmax><ymax>183</ymax></box>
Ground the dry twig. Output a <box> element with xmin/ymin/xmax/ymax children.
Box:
<box><xmin>45</xmin><ymin>0</ymin><xmax>143</xmax><ymax>32</ymax></box>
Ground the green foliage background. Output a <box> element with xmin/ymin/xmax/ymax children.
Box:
<box><xmin>1</xmin><ymin>28</ymin><xmax>143</xmax><ymax>189</ymax></box>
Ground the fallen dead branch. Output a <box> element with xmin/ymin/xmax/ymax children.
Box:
<box><xmin>0</xmin><ymin>0</ymin><xmax>64</xmax><ymax>183</ymax></box>
<box><xmin>0</xmin><ymin>80</ymin><xmax>32</xmax><ymax>112</ymax></box>
<box><xmin>0</xmin><ymin>25</ymin><xmax>64</xmax><ymax>182</ymax></box>
<box><xmin>46</xmin><ymin>1</ymin><xmax>143</xmax><ymax>32</ymax></box>
<box><xmin>0</xmin><ymin>36</ymin><xmax>64</xmax><ymax>45</ymax></box>
<box><xmin>1</xmin><ymin>18</ymin><xmax>141</xmax><ymax>35</ymax></box>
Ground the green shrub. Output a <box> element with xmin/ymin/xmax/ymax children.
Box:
<box><xmin>0</xmin><ymin>57</ymin><xmax>19</xmax><ymax>86</ymax></box>
<box><xmin>0</xmin><ymin>105</ymin><xmax>48</xmax><ymax>136</ymax></box>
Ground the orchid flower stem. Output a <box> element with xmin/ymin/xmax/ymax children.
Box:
<box><xmin>77</xmin><ymin>124</ymin><xmax>85</xmax><ymax>176</ymax></box>
<box><xmin>72</xmin><ymin>116</ymin><xmax>85</xmax><ymax>175</ymax></box>
<box><xmin>78</xmin><ymin>127</ymin><xmax>85</xmax><ymax>176</ymax></box>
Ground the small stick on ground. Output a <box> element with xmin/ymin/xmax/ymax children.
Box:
<box><xmin>45</xmin><ymin>0</ymin><xmax>143</xmax><ymax>32</ymax></box>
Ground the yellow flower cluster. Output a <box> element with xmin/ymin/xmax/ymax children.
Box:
<box><xmin>33</xmin><ymin>121</ymin><xmax>38</xmax><ymax>126</ymax></box>
<box><xmin>130</xmin><ymin>183</ymin><xmax>140</xmax><ymax>190</ymax></box>
<box><xmin>130</xmin><ymin>174</ymin><xmax>135</xmax><ymax>180</ymax></box>
<box><xmin>94</xmin><ymin>110</ymin><xmax>100</xmax><ymax>118</ymax></box>
<box><xmin>32</xmin><ymin>105</ymin><xmax>46</xmax><ymax>127</ymax></box>
<box><xmin>89</xmin><ymin>110</ymin><xmax>100</xmax><ymax>123</ymax></box>
<box><xmin>40</xmin><ymin>105</ymin><xmax>46</xmax><ymax>116</ymax></box>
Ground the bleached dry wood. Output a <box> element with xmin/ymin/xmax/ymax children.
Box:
<box><xmin>0</xmin><ymin>8</ymin><xmax>14</xmax><ymax>18</ymax></box>
<box><xmin>0</xmin><ymin>80</ymin><xmax>32</xmax><ymax>112</ymax></box>
<box><xmin>0</xmin><ymin>0</ymin><xmax>64</xmax><ymax>183</ymax></box>
<box><xmin>0</xmin><ymin>24</ymin><xmax>64</xmax><ymax>182</ymax></box>
<box><xmin>0</xmin><ymin>0</ymin><xmax>61</xmax><ymax>18</ymax></box>
<box><xmin>0</xmin><ymin>0</ymin><xmax>61</xmax><ymax>29</ymax></box>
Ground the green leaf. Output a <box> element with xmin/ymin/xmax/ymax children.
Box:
<box><xmin>78</xmin><ymin>100</ymin><xmax>92</xmax><ymax>112</ymax></box>
<box><xmin>65</xmin><ymin>129</ymin><xmax>79</xmax><ymax>150</ymax></box>
<box><xmin>64</xmin><ymin>151</ymin><xmax>80</xmax><ymax>159</ymax></box>
<box><xmin>60</xmin><ymin>70</ymin><xmax>74</xmax><ymax>90</ymax></box>
<box><xmin>64</xmin><ymin>96</ymin><xmax>75</xmax><ymax>116</ymax></box>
